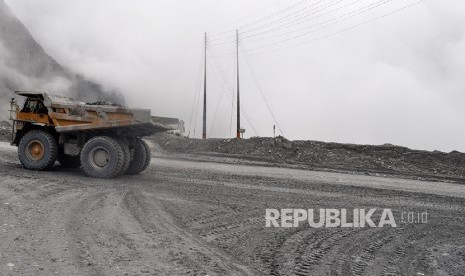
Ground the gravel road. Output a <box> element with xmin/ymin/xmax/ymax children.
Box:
<box><xmin>0</xmin><ymin>142</ymin><xmax>464</xmax><ymax>276</ymax></box>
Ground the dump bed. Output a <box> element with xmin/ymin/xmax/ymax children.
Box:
<box><xmin>16</xmin><ymin>91</ymin><xmax>173</xmax><ymax>137</ymax></box>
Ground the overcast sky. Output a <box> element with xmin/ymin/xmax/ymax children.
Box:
<box><xmin>5</xmin><ymin>0</ymin><xmax>465</xmax><ymax>152</ymax></box>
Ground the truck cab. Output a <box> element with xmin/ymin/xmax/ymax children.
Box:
<box><xmin>16</xmin><ymin>94</ymin><xmax>51</xmax><ymax>127</ymax></box>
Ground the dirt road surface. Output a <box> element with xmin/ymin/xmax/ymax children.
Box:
<box><xmin>1</xmin><ymin>142</ymin><xmax>464</xmax><ymax>276</ymax></box>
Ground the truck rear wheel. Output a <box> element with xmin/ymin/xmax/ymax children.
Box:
<box><xmin>80</xmin><ymin>136</ymin><xmax>125</xmax><ymax>178</ymax></box>
<box><xmin>115</xmin><ymin>138</ymin><xmax>130</xmax><ymax>175</ymax></box>
<box><xmin>18</xmin><ymin>130</ymin><xmax>58</xmax><ymax>171</ymax></box>
<box><xmin>125</xmin><ymin>138</ymin><xmax>150</xmax><ymax>175</ymax></box>
<box><xmin>139</xmin><ymin>138</ymin><xmax>151</xmax><ymax>172</ymax></box>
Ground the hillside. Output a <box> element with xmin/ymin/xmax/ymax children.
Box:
<box><xmin>0</xmin><ymin>0</ymin><xmax>124</xmax><ymax>118</ymax></box>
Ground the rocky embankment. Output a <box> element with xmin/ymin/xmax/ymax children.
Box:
<box><xmin>150</xmin><ymin>133</ymin><xmax>465</xmax><ymax>183</ymax></box>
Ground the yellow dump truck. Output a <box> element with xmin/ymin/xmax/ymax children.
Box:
<box><xmin>8</xmin><ymin>91</ymin><xmax>171</xmax><ymax>178</ymax></box>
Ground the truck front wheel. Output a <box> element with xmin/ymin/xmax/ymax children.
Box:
<box><xmin>18</xmin><ymin>130</ymin><xmax>58</xmax><ymax>171</ymax></box>
<box><xmin>80</xmin><ymin>136</ymin><xmax>125</xmax><ymax>178</ymax></box>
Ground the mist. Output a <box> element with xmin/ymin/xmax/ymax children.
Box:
<box><xmin>2</xmin><ymin>0</ymin><xmax>465</xmax><ymax>152</ymax></box>
<box><xmin>0</xmin><ymin>0</ymin><xmax>124</xmax><ymax>119</ymax></box>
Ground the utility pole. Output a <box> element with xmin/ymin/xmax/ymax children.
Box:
<box><xmin>236</xmin><ymin>30</ymin><xmax>241</xmax><ymax>139</ymax></box>
<box><xmin>202</xmin><ymin>32</ymin><xmax>207</xmax><ymax>140</ymax></box>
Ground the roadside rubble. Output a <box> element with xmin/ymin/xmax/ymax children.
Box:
<box><xmin>150</xmin><ymin>133</ymin><xmax>465</xmax><ymax>183</ymax></box>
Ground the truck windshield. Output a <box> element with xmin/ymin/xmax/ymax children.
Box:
<box><xmin>22</xmin><ymin>99</ymin><xmax>48</xmax><ymax>114</ymax></box>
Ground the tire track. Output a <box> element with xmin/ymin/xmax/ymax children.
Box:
<box><xmin>122</xmin><ymin>187</ymin><xmax>255</xmax><ymax>275</ymax></box>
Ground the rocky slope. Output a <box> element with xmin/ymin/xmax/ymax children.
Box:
<box><xmin>0</xmin><ymin>0</ymin><xmax>124</xmax><ymax>119</ymax></box>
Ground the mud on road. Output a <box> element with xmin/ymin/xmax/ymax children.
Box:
<box><xmin>0</xmin><ymin>142</ymin><xmax>464</xmax><ymax>276</ymax></box>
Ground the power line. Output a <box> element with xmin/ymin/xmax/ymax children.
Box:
<box><xmin>201</xmin><ymin>0</ymin><xmax>425</xmax><ymax>139</ymax></box>
<box><xmin>238</xmin><ymin>0</ymin><xmax>310</xmax><ymax>31</ymax></box>
<box><xmin>188</xmin><ymin>46</ymin><xmax>205</xmax><ymax>137</ymax></box>
<box><xmin>209</xmin><ymin>0</ymin><xmax>309</xmax><ymax>39</ymax></box>
<box><xmin>208</xmin><ymin>0</ymin><xmax>361</xmax><ymax>46</ymax></box>
<box><xmin>242</xmin><ymin>0</ymin><xmax>396</xmax><ymax>53</ymax></box>
<box><xmin>209</xmin><ymin>0</ymin><xmax>397</xmax><ymax>56</ymax></box>
<box><xmin>246</xmin><ymin>0</ymin><xmax>426</xmax><ymax>56</ymax></box>
<box><xmin>209</xmin><ymin>89</ymin><xmax>225</xmax><ymax>134</ymax></box>
<box><xmin>206</xmin><ymin>46</ymin><xmax>247</xmax><ymax>135</ymax></box>
<box><xmin>210</xmin><ymin>56</ymin><xmax>235</xmax><ymax>134</ymax></box>
<box><xmin>240</xmin><ymin>0</ymin><xmax>338</xmax><ymax>35</ymax></box>
<box><xmin>242</xmin><ymin>49</ymin><xmax>286</xmax><ymax>137</ymax></box>
<box><xmin>242</xmin><ymin>0</ymin><xmax>363</xmax><ymax>40</ymax></box>
<box><xmin>208</xmin><ymin>38</ymin><xmax>237</xmax><ymax>47</ymax></box>
<box><xmin>207</xmin><ymin>45</ymin><xmax>261</xmax><ymax>136</ymax></box>
<box><xmin>208</xmin><ymin>0</ymin><xmax>289</xmax><ymax>37</ymax></box>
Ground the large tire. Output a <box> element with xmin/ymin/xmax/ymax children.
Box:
<box><xmin>115</xmin><ymin>138</ymin><xmax>130</xmax><ymax>175</ymax></box>
<box><xmin>80</xmin><ymin>136</ymin><xmax>125</xmax><ymax>178</ymax></box>
<box><xmin>125</xmin><ymin>138</ymin><xmax>148</xmax><ymax>175</ymax></box>
<box><xmin>58</xmin><ymin>154</ymin><xmax>81</xmax><ymax>168</ymax></box>
<box><xmin>139</xmin><ymin>138</ymin><xmax>151</xmax><ymax>172</ymax></box>
<box><xmin>18</xmin><ymin>130</ymin><xmax>58</xmax><ymax>171</ymax></box>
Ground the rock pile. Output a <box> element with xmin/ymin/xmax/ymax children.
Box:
<box><xmin>150</xmin><ymin>133</ymin><xmax>465</xmax><ymax>182</ymax></box>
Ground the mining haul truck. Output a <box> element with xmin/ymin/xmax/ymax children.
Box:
<box><xmin>8</xmin><ymin>91</ymin><xmax>171</xmax><ymax>178</ymax></box>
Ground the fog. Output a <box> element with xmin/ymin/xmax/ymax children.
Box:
<box><xmin>0</xmin><ymin>0</ymin><xmax>125</xmax><ymax>121</ymax></box>
<box><xmin>3</xmin><ymin>0</ymin><xmax>465</xmax><ymax>152</ymax></box>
